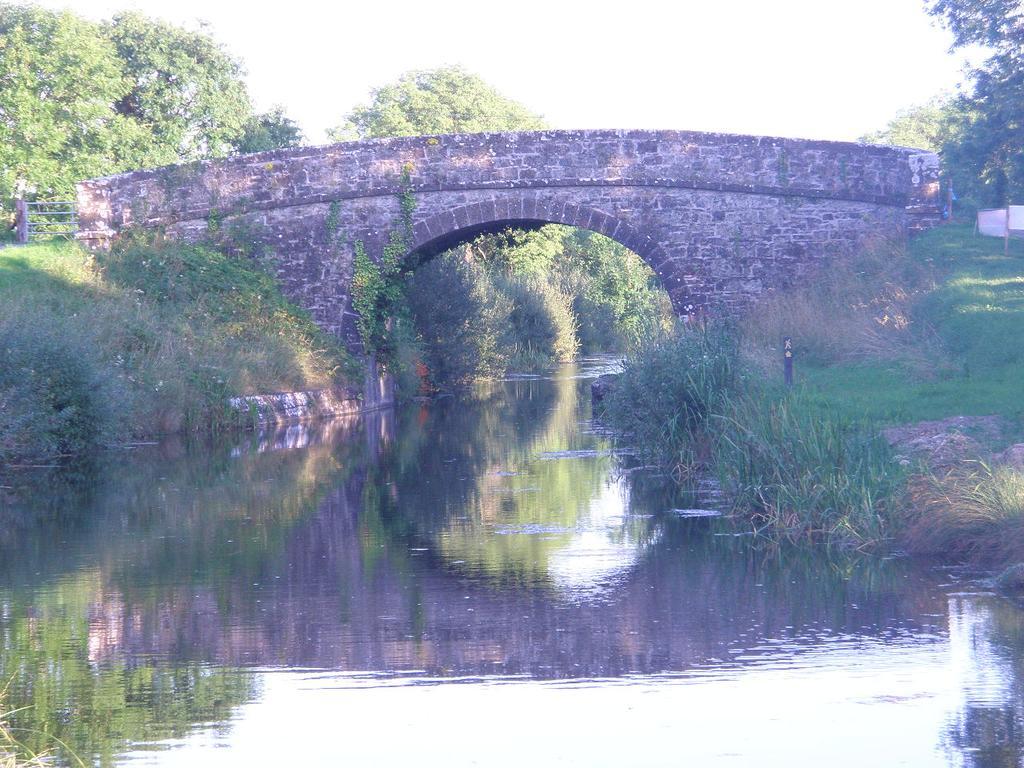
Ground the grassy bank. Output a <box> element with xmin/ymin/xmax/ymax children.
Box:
<box><xmin>0</xmin><ymin>236</ymin><xmax>355</xmax><ymax>463</ymax></box>
<box><xmin>602</xmin><ymin>223</ymin><xmax>1024</xmax><ymax>560</ymax></box>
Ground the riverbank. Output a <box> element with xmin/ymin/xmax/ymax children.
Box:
<box><xmin>600</xmin><ymin>222</ymin><xmax>1024</xmax><ymax>562</ymax></box>
<box><xmin>0</xmin><ymin>236</ymin><xmax>359</xmax><ymax>464</ymax></box>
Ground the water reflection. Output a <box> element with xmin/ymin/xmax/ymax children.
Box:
<box><xmin>1</xmin><ymin>361</ymin><xmax>1024</xmax><ymax>765</ymax></box>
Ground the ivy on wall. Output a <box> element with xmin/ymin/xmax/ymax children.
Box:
<box><xmin>349</xmin><ymin>163</ymin><xmax>416</xmax><ymax>358</ymax></box>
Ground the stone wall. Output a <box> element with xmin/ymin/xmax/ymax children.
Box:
<box><xmin>76</xmin><ymin>129</ymin><xmax>942</xmax><ymax>347</ymax></box>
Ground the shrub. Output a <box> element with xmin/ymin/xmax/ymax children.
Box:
<box><xmin>0</xmin><ymin>237</ymin><xmax>355</xmax><ymax>461</ymax></box>
<box><xmin>406</xmin><ymin>254</ymin><xmax>511</xmax><ymax>387</ymax></box>
<box><xmin>0</xmin><ymin>316</ymin><xmax>112</xmax><ymax>461</ymax></box>
<box><xmin>495</xmin><ymin>274</ymin><xmax>579</xmax><ymax>369</ymax></box>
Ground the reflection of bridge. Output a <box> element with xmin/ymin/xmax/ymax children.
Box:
<box><xmin>77</xmin><ymin>130</ymin><xmax>941</xmax><ymax>347</ymax></box>
<box><xmin>84</xmin><ymin>461</ymin><xmax>947</xmax><ymax>679</ymax></box>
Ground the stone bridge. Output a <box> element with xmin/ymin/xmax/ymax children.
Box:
<box><xmin>75</xmin><ymin>129</ymin><xmax>941</xmax><ymax>346</ymax></box>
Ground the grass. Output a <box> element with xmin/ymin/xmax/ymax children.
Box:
<box><xmin>603</xmin><ymin>328</ymin><xmax>899</xmax><ymax>548</ymax></box>
<box><xmin>904</xmin><ymin>463</ymin><xmax>1024</xmax><ymax>562</ymax></box>
<box><xmin>603</xmin><ymin>222</ymin><xmax>1024</xmax><ymax>558</ymax></box>
<box><xmin>787</xmin><ymin>224</ymin><xmax>1024</xmax><ymax>425</ymax></box>
<box><xmin>0</xmin><ymin>235</ymin><xmax>356</xmax><ymax>462</ymax></box>
<box><xmin>1</xmin><ymin>686</ymin><xmax>57</xmax><ymax>768</ymax></box>
<box><xmin>716</xmin><ymin>394</ymin><xmax>902</xmax><ymax>547</ymax></box>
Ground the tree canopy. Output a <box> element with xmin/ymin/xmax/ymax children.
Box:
<box><xmin>329</xmin><ymin>65</ymin><xmax>547</xmax><ymax>140</ymax></box>
<box><xmin>103</xmin><ymin>12</ymin><xmax>253</xmax><ymax>160</ymax></box>
<box><xmin>0</xmin><ymin>4</ymin><xmax>301</xmax><ymax>207</ymax></box>
<box><xmin>233</xmin><ymin>107</ymin><xmax>304</xmax><ymax>154</ymax></box>
<box><xmin>925</xmin><ymin>0</ymin><xmax>1024</xmax><ymax>205</ymax></box>
<box><xmin>0</xmin><ymin>5</ymin><xmax>154</xmax><ymax>201</ymax></box>
<box><xmin>858</xmin><ymin>96</ymin><xmax>962</xmax><ymax>152</ymax></box>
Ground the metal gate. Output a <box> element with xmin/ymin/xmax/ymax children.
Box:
<box><xmin>15</xmin><ymin>199</ymin><xmax>78</xmax><ymax>243</ymax></box>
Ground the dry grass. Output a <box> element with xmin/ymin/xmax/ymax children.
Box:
<box><xmin>903</xmin><ymin>462</ymin><xmax>1024</xmax><ymax>561</ymax></box>
<box><xmin>741</xmin><ymin>236</ymin><xmax>951</xmax><ymax>378</ymax></box>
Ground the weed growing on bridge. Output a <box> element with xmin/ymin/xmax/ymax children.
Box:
<box><xmin>349</xmin><ymin>164</ymin><xmax>419</xmax><ymax>383</ymax></box>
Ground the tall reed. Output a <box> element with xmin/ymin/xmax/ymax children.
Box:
<box><xmin>715</xmin><ymin>394</ymin><xmax>901</xmax><ymax>547</ymax></box>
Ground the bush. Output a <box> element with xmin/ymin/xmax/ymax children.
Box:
<box><xmin>495</xmin><ymin>274</ymin><xmax>579</xmax><ymax>369</ymax></box>
<box><xmin>0</xmin><ymin>237</ymin><xmax>354</xmax><ymax>461</ymax></box>
<box><xmin>406</xmin><ymin>254</ymin><xmax>582</xmax><ymax>387</ymax></box>
<box><xmin>406</xmin><ymin>254</ymin><xmax>511</xmax><ymax>387</ymax></box>
<box><xmin>0</xmin><ymin>317</ymin><xmax>112</xmax><ymax>461</ymax></box>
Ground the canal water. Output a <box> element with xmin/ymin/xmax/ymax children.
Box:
<box><xmin>1</xmin><ymin>360</ymin><xmax>1022</xmax><ymax>766</ymax></box>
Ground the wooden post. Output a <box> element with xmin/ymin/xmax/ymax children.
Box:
<box><xmin>783</xmin><ymin>336</ymin><xmax>793</xmax><ymax>387</ymax></box>
<box><xmin>15</xmin><ymin>199</ymin><xmax>28</xmax><ymax>243</ymax></box>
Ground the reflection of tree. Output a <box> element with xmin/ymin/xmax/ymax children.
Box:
<box><xmin>366</xmin><ymin>369</ymin><xmax>647</xmax><ymax>588</ymax></box>
<box><xmin>0</xmin><ymin>570</ymin><xmax>254</xmax><ymax>767</ymax></box>
<box><xmin>0</xmin><ymin>374</ymin><xmax>977</xmax><ymax>766</ymax></box>
<box><xmin>0</xmin><ymin>419</ymin><xmax>367</xmax><ymax>589</ymax></box>
<box><xmin>0</xmin><ymin>419</ymin><xmax>377</xmax><ymax>766</ymax></box>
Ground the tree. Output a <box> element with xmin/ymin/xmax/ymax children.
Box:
<box><xmin>0</xmin><ymin>5</ymin><xmax>264</xmax><ymax>210</ymax></box>
<box><xmin>0</xmin><ymin>5</ymin><xmax>154</xmax><ymax>202</ymax></box>
<box><xmin>232</xmin><ymin>106</ymin><xmax>304</xmax><ymax>154</ymax></box>
<box><xmin>329</xmin><ymin>65</ymin><xmax>547</xmax><ymax>140</ymax></box>
<box><xmin>103</xmin><ymin>12</ymin><xmax>252</xmax><ymax>160</ymax></box>
<box><xmin>927</xmin><ymin>0</ymin><xmax>1024</xmax><ymax>205</ymax></box>
<box><xmin>858</xmin><ymin>96</ymin><xmax>961</xmax><ymax>152</ymax></box>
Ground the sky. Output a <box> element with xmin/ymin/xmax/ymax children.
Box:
<box><xmin>42</xmin><ymin>0</ymin><xmax>979</xmax><ymax>144</ymax></box>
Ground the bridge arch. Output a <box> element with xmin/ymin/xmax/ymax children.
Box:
<box><xmin>408</xmin><ymin>199</ymin><xmax>670</xmax><ymax>282</ymax></box>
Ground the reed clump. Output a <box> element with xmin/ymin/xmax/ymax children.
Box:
<box><xmin>716</xmin><ymin>395</ymin><xmax>901</xmax><ymax>547</ymax></box>
<box><xmin>602</xmin><ymin>323</ymin><xmax>744</xmax><ymax>479</ymax></box>
<box><xmin>903</xmin><ymin>463</ymin><xmax>1024</xmax><ymax>561</ymax></box>
<box><xmin>602</xmin><ymin>324</ymin><xmax>901</xmax><ymax>548</ymax></box>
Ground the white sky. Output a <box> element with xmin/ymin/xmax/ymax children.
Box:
<box><xmin>44</xmin><ymin>0</ymin><xmax>977</xmax><ymax>144</ymax></box>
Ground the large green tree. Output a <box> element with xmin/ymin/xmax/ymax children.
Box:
<box><xmin>103</xmin><ymin>12</ymin><xmax>253</xmax><ymax>160</ymax></box>
<box><xmin>233</xmin><ymin>106</ymin><xmax>304</xmax><ymax>154</ymax></box>
<box><xmin>329</xmin><ymin>65</ymin><xmax>547</xmax><ymax>140</ymax></box>
<box><xmin>0</xmin><ymin>5</ymin><xmax>154</xmax><ymax>201</ymax></box>
<box><xmin>927</xmin><ymin>0</ymin><xmax>1024</xmax><ymax>205</ymax></box>
<box><xmin>859</xmin><ymin>95</ymin><xmax>962</xmax><ymax>152</ymax></box>
<box><xmin>0</xmin><ymin>5</ymin><xmax>303</xmax><ymax>212</ymax></box>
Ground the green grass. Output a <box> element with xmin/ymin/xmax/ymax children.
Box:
<box><xmin>0</xmin><ymin>237</ymin><xmax>356</xmax><ymax>461</ymax></box>
<box><xmin>784</xmin><ymin>224</ymin><xmax>1024</xmax><ymax>427</ymax></box>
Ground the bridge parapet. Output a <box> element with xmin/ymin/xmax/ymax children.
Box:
<box><xmin>76</xmin><ymin>130</ymin><xmax>938</xmax><ymax>241</ymax></box>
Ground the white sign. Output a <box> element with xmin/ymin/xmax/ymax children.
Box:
<box><xmin>1009</xmin><ymin>205</ymin><xmax>1024</xmax><ymax>233</ymax></box>
<box><xmin>978</xmin><ymin>208</ymin><xmax>1008</xmax><ymax>237</ymax></box>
